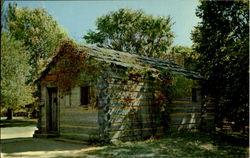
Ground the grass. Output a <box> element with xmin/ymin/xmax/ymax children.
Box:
<box><xmin>0</xmin><ymin>118</ymin><xmax>37</xmax><ymax>127</ymax></box>
<box><xmin>78</xmin><ymin>132</ymin><xmax>249</xmax><ymax>158</ymax></box>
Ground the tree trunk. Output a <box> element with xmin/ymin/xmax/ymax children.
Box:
<box><xmin>6</xmin><ymin>108</ymin><xmax>13</xmax><ymax>120</ymax></box>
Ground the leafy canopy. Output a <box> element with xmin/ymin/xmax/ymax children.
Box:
<box><xmin>84</xmin><ymin>8</ymin><xmax>174</xmax><ymax>58</ymax></box>
<box><xmin>1</xmin><ymin>32</ymin><xmax>35</xmax><ymax>109</ymax></box>
<box><xmin>5</xmin><ymin>3</ymin><xmax>68</xmax><ymax>77</ymax></box>
<box><xmin>192</xmin><ymin>0</ymin><xmax>249</xmax><ymax>130</ymax></box>
<box><xmin>165</xmin><ymin>46</ymin><xmax>197</xmax><ymax>70</ymax></box>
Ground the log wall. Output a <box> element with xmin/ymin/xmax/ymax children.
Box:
<box><xmin>105</xmin><ymin>75</ymin><xmax>164</xmax><ymax>142</ymax></box>
<box><xmin>58</xmin><ymin>85</ymin><xmax>99</xmax><ymax>141</ymax></box>
<box><xmin>37</xmin><ymin>65</ymin><xmax>215</xmax><ymax>142</ymax></box>
<box><xmin>39</xmin><ymin>79</ymin><xmax>99</xmax><ymax>141</ymax></box>
<box><xmin>167</xmin><ymin>97</ymin><xmax>215</xmax><ymax>132</ymax></box>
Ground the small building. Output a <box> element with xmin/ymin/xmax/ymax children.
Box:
<box><xmin>33</xmin><ymin>41</ymin><xmax>215</xmax><ymax>143</ymax></box>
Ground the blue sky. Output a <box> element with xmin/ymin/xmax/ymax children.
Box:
<box><xmin>6</xmin><ymin>0</ymin><xmax>200</xmax><ymax>47</ymax></box>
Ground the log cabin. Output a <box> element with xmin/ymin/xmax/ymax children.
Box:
<box><xmin>33</xmin><ymin>41</ymin><xmax>215</xmax><ymax>143</ymax></box>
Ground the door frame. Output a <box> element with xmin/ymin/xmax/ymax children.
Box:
<box><xmin>46</xmin><ymin>87</ymin><xmax>58</xmax><ymax>132</ymax></box>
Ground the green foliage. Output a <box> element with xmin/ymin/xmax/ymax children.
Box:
<box><xmin>169</xmin><ymin>75</ymin><xmax>194</xmax><ymax>99</ymax></box>
<box><xmin>191</xmin><ymin>1</ymin><xmax>249</xmax><ymax>130</ymax></box>
<box><xmin>167</xmin><ymin>46</ymin><xmax>198</xmax><ymax>70</ymax></box>
<box><xmin>84</xmin><ymin>8</ymin><xmax>174</xmax><ymax>58</ymax></box>
<box><xmin>5</xmin><ymin>3</ymin><xmax>68</xmax><ymax>78</ymax></box>
<box><xmin>1</xmin><ymin>32</ymin><xmax>35</xmax><ymax>109</ymax></box>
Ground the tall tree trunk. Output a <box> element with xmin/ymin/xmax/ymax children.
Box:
<box><xmin>6</xmin><ymin>108</ymin><xmax>13</xmax><ymax>120</ymax></box>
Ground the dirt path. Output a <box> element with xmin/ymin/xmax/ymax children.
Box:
<box><xmin>1</xmin><ymin>125</ymin><xmax>37</xmax><ymax>139</ymax></box>
<box><xmin>1</xmin><ymin>138</ymin><xmax>89</xmax><ymax>158</ymax></box>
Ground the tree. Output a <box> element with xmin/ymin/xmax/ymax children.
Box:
<box><xmin>191</xmin><ymin>0</ymin><xmax>249</xmax><ymax>131</ymax></box>
<box><xmin>4</xmin><ymin>3</ymin><xmax>68</xmax><ymax>79</ymax></box>
<box><xmin>1</xmin><ymin>32</ymin><xmax>35</xmax><ymax>119</ymax></box>
<box><xmin>84</xmin><ymin>8</ymin><xmax>174</xmax><ymax>58</ymax></box>
<box><xmin>165</xmin><ymin>46</ymin><xmax>197</xmax><ymax>70</ymax></box>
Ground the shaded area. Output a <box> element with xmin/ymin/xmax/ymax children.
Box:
<box><xmin>1</xmin><ymin>131</ymin><xmax>248</xmax><ymax>157</ymax></box>
<box><xmin>79</xmin><ymin>132</ymin><xmax>249</xmax><ymax>158</ymax></box>
<box><xmin>1</xmin><ymin>138</ymin><xmax>87</xmax><ymax>158</ymax></box>
<box><xmin>2</xmin><ymin>138</ymin><xmax>85</xmax><ymax>153</ymax></box>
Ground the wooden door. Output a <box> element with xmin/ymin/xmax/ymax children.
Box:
<box><xmin>47</xmin><ymin>87</ymin><xmax>58</xmax><ymax>131</ymax></box>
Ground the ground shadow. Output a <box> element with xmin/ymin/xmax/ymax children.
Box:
<box><xmin>77</xmin><ymin>132</ymin><xmax>249</xmax><ymax>158</ymax></box>
<box><xmin>1</xmin><ymin>138</ymin><xmax>86</xmax><ymax>154</ymax></box>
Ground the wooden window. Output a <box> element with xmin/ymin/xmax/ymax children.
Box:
<box><xmin>81</xmin><ymin>86</ymin><xmax>89</xmax><ymax>105</ymax></box>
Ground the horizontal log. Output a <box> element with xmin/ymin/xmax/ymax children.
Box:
<box><xmin>108</xmin><ymin>100</ymin><xmax>152</xmax><ymax>107</ymax></box>
<box><xmin>108</xmin><ymin>107</ymin><xmax>158</xmax><ymax>117</ymax></box>
<box><xmin>108</xmin><ymin>100</ymin><xmax>161</xmax><ymax>107</ymax></box>
<box><xmin>169</xmin><ymin>111</ymin><xmax>201</xmax><ymax>116</ymax></box>
<box><xmin>60</xmin><ymin>126</ymin><xmax>99</xmax><ymax>135</ymax></box>
<box><xmin>109</xmin><ymin>97</ymin><xmax>155</xmax><ymax>103</ymax></box>
<box><xmin>108</xmin><ymin>82</ymin><xmax>161</xmax><ymax>90</ymax></box>
<box><xmin>167</xmin><ymin>103</ymin><xmax>201</xmax><ymax>107</ymax></box>
<box><xmin>171</xmin><ymin>100</ymin><xmax>193</xmax><ymax>104</ymax></box>
<box><xmin>110</xmin><ymin>113</ymin><xmax>161</xmax><ymax>119</ymax></box>
<box><xmin>60</xmin><ymin>124</ymin><xmax>98</xmax><ymax>129</ymax></box>
<box><xmin>60</xmin><ymin>110</ymin><xmax>98</xmax><ymax>117</ymax></box>
<box><xmin>110</xmin><ymin>121</ymin><xmax>162</xmax><ymax>131</ymax></box>
<box><xmin>110</xmin><ymin>115</ymin><xmax>160</xmax><ymax>124</ymax></box>
<box><xmin>60</xmin><ymin>119</ymin><xmax>98</xmax><ymax>126</ymax></box>
<box><xmin>60</xmin><ymin>115</ymin><xmax>98</xmax><ymax>123</ymax></box>
<box><xmin>169</xmin><ymin>118</ymin><xmax>201</xmax><ymax>125</ymax></box>
<box><xmin>203</xmin><ymin>117</ymin><xmax>215</xmax><ymax>121</ymax></box>
<box><xmin>170</xmin><ymin>123</ymin><xmax>198</xmax><ymax>128</ymax></box>
<box><xmin>111</xmin><ymin>120</ymin><xmax>160</xmax><ymax>125</ymax></box>
<box><xmin>170</xmin><ymin>116</ymin><xmax>214</xmax><ymax>121</ymax></box>
<box><xmin>60</xmin><ymin>108</ymin><xmax>98</xmax><ymax>114</ymax></box>
<box><xmin>109</xmin><ymin>127</ymin><xmax>164</xmax><ymax>139</ymax></box>
<box><xmin>166</xmin><ymin>114</ymin><xmax>201</xmax><ymax>121</ymax></box>
<box><xmin>204</xmin><ymin>106</ymin><xmax>215</xmax><ymax>109</ymax></box>
<box><xmin>109</xmin><ymin>105</ymin><xmax>161</xmax><ymax>109</ymax></box>
<box><xmin>108</xmin><ymin>88</ymin><xmax>160</xmax><ymax>95</ymax></box>
<box><xmin>167</xmin><ymin>106</ymin><xmax>202</xmax><ymax>110</ymax></box>
<box><xmin>203</xmin><ymin>113</ymin><xmax>216</xmax><ymax>117</ymax></box>
<box><xmin>109</xmin><ymin>126</ymin><xmax>164</xmax><ymax>133</ymax></box>
<box><xmin>168</xmin><ymin>108</ymin><xmax>201</xmax><ymax>113</ymax></box>
<box><xmin>108</xmin><ymin>85</ymin><xmax>159</xmax><ymax>93</ymax></box>
<box><xmin>108</xmin><ymin>76</ymin><xmax>155</xmax><ymax>84</ymax></box>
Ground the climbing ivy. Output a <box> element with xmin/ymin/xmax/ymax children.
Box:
<box><xmin>48</xmin><ymin>40</ymin><xmax>193</xmax><ymax>105</ymax></box>
<box><xmin>51</xmin><ymin>40</ymin><xmax>101</xmax><ymax>93</ymax></box>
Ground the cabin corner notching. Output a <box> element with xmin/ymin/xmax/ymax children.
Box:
<box><xmin>33</xmin><ymin>42</ymin><xmax>215</xmax><ymax>143</ymax></box>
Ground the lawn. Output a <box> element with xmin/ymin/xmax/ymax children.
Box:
<box><xmin>79</xmin><ymin>132</ymin><xmax>249</xmax><ymax>158</ymax></box>
<box><xmin>0</xmin><ymin>118</ymin><xmax>37</xmax><ymax>128</ymax></box>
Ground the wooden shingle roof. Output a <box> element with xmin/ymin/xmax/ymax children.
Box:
<box><xmin>80</xmin><ymin>44</ymin><xmax>203</xmax><ymax>79</ymax></box>
<box><xmin>35</xmin><ymin>43</ymin><xmax>203</xmax><ymax>83</ymax></box>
